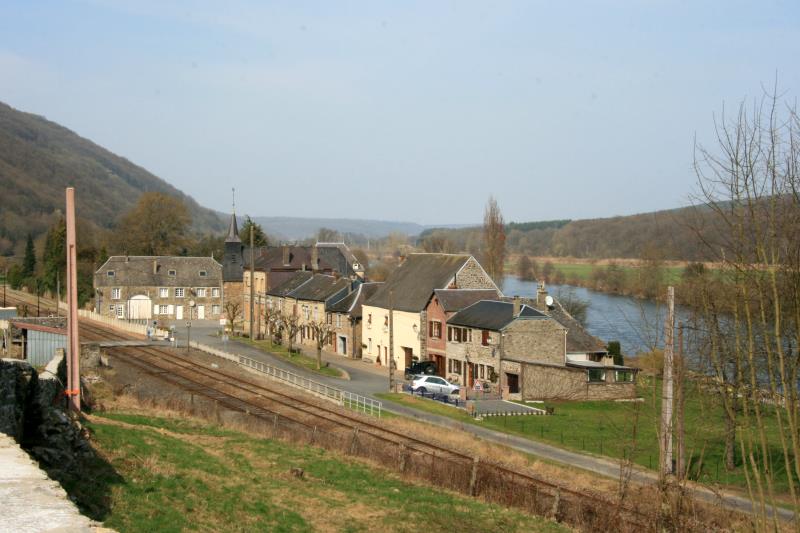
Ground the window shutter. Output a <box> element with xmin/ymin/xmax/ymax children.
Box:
<box><xmin>482</xmin><ymin>330</ymin><xmax>490</xmax><ymax>346</ymax></box>
<box><xmin>168</xmin><ymin>305</ymin><xmax>174</xmax><ymax>315</ymax></box>
<box><xmin>429</xmin><ymin>321</ymin><xmax>433</xmax><ymax>337</ymax></box>
<box><xmin>153</xmin><ymin>304</ymin><xmax>159</xmax><ymax>315</ymax></box>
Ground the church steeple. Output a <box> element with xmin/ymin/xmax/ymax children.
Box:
<box><xmin>222</xmin><ymin>188</ymin><xmax>244</xmax><ymax>282</ymax></box>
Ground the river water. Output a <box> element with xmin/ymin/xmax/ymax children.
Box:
<box><xmin>503</xmin><ymin>276</ymin><xmax>690</xmax><ymax>356</ymax></box>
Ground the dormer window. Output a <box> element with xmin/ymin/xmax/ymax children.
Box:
<box><xmin>199</xmin><ymin>270</ymin><xmax>207</xmax><ymax>277</ymax></box>
<box><xmin>107</xmin><ymin>271</ymin><xmax>115</xmax><ymax>277</ymax></box>
<box><xmin>168</xmin><ymin>269</ymin><xmax>177</xmax><ymax>276</ymax></box>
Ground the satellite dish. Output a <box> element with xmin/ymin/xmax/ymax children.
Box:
<box><xmin>545</xmin><ymin>295</ymin><xmax>554</xmax><ymax>308</ymax></box>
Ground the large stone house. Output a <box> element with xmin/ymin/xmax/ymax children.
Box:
<box><xmin>326</xmin><ymin>282</ymin><xmax>383</xmax><ymax>359</ymax></box>
<box><xmin>360</xmin><ymin>253</ymin><xmax>499</xmax><ymax>370</ymax></box>
<box><xmin>94</xmin><ymin>256</ymin><xmax>224</xmax><ymax>321</ymax></box>
<box><xmin>425</xmin><ymin>288</ymin><xmax>500</xmax><ymax>376</ymax></box>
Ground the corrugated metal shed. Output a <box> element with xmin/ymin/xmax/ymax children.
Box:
<box><xmin>0</xmin><ymin>307</ymin><xmax>18</xmax><ymax>320</ymax></box>
<box><xmin>11</xmin><ymin>322</ymin><xmax>67</xmax><ymax>367</ymax></box>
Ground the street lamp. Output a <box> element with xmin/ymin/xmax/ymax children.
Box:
<box><xmin>186</xmin><ymin>299</ymin><xmax>196</xmax><ymax>353</ymax></box>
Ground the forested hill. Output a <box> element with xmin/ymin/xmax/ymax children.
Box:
<box><xmin>420</xmin><ymin>206</ymin><xmax>721</xmax><ymax>261</ymax></box>
<box><xmin>0</xmin><ymin>101</ymin><xmax>224</xmax><ymax>253</ymax></box>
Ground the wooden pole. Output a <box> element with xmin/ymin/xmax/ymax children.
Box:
<box><xmin>388</xmin><ymin>289</ymin><xmax>394</xmax><ymax>391</ymax></box>
<box><xmin>66</xmin><ymin>187</ymin><xmax>80</xmax><ymax>412</ymax></box>
<box><xmin>660</xmin><ymin>286</ymin><xmax>675</xmax><ymax>477</ymax></box>
<box><xmin>675</xmin><ymin>322</ymin><xmax>686</xmax><ymax>480</ymax></box>
<box><xmin>249</xmin><ymin>228</ymin><xmax>255</xmax><ymax>339</ymax></box>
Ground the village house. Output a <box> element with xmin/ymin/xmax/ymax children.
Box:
<box><xmin>425</xmin><ymin>288</ymin><xmax>500</xmax><ymax>376</ymax></box>
<box><xmin>289</xmin><ymin>274</ymin><xmax>351</xmax><ymax>348</ymax></box>
<box><xmin>360</xmin><ymin>253</ymin><xmax>499</xmax><ymax>370</ymax></box>
<box><xmin>326</xmin><ymin>282</ymin><xmax>383</xmax><ymax>358</ymax></box>
<box><xmin>94</xmin><ymin>256</ymin><xmax>224</xmax><ymax>321</ymax></box>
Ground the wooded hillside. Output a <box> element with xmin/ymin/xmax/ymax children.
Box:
<box><xmin>0</xmin><ymin>101</ymin><xmax>224</xmax><ymax>255</ymax></box>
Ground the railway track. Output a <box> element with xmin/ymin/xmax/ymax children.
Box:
<box><xmin>1</xmin><ymin>287</ymin><xmax>60</xmax><ymax>315</ymax></box>
<box><xmin>79</xmin><ymin>320</ymin><xmax>652</xmax><ymax>529</ymax></box>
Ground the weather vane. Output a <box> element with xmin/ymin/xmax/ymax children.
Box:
<box><xmin>232</xmin><ymin>187</ymin><xmax>235</xmax><ymax>214</ymax></box>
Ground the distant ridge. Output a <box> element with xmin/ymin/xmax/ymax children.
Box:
<box><xmin>251</xmin><ymin>215</ymin><xmax>472</xmax><ymax>241</ymax></box>
<box><xmin>0</xmin><ymin>101</ymin><xmax>224</xmax><ymax>252</ymax></box>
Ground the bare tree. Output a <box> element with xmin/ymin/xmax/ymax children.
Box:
<box><xmin>278</xmin><ymin>311</ymin><xmax>302</xmax><ymax>354</ymax></box>
<box><xmin>692</xmin><ymin>83</ymin><xmax>800</xmax><ymax>526</ymax></box>
<box><xmin>223</xmin><ymin>301</ymin><xmax>242</xmax><ymax>334</ymax></box>
<box><xmin>482</xmin><ymin>196</ymin><xmax>506</xmax><ymax>286</ymax></box>
<box><xmin>308</xmin><ymin>319</ymin><xmax>336</xmax><ymax>370</ymax></box>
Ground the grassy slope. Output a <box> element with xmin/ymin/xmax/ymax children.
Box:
<box><xmin>80</xmin><ymin>411</ymin><xmax>565</xmax><ymax>533</ymax></box>
<box><xmin>379</xmin><ymin>380</ymin><xmax>796</xmax><ymax>494</ymax></box>
<box><xmin>232</xmin><ymin>336</ymin><xmax>344</xmax><ymax>378</ymax></box>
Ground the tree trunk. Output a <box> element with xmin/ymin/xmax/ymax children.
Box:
<box><xmin>316</xmin><ymin>345</ymin><xmax>322</xmax><ymax>370</ymax></box>
<box><xmin>725</xmin><ymin>404</ymin><xmax>736</xmax><ymax>471</ymax></box>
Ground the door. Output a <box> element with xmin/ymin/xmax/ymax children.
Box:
<box><xmin>403</xmin><ymin>347</ymin><xmax>413</xmax><ymax>369</ymax></box>
<box><xmin>338</xmin><ymin>335</ymin><xmax>346</xmax><ymax>354</ymax></box>
<box><xmin>197</xmin><ymin>305</ymin><xmax>205</xmax><ymax>319</ymax></box>
<box><xmin>468</xmin><ymin>363</ymin><xmax>475</xmax><ymax>387</ymax></box>
<box><xmin>176</xmin><ymin>306</ymin><xmax>183</xmax><ymax>320</ymax></box>
<box><xmin>129</xmin><ymin>295</ymin><xmax>153</xmax><ymax>319</ymax></box>
<box><xmin>507</xmin><ymin>373</ymin><xmax>519</xmax><ymax>394</ymax></box>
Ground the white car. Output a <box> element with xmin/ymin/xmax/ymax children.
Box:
<box><xmin>411</xmin><ymin>375</ymin><xmax>460</xmax><ymax>396</ymax></box>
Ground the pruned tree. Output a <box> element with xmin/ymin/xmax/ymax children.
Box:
<box><xmin>278</xmin><ymin>311</ymin><xmax>302</xmax><ymax>353</ymax></box>
<box><xmin>308</xmin><ymin>319</ymin><xmax>336</xmax><ymax>370</ymax></box>
<box><xmin>224</xmin><ymin>301</ymin><xmax>242</xmax><ymax>333</ymax></box>
<box><xmin>482</xmin><ymin>196</ymin><xmax>506</xmax><ymax>286</ymax></box>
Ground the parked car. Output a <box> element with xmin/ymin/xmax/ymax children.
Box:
<box><xmin>411</xmin><ymin>375</ymin><xmax>460</xmax><ymax>396</ymax></box>
<box><xmin>404</xmin><ymin>360</ymin><xmax>437</xmax><ymax>380</ymax></box>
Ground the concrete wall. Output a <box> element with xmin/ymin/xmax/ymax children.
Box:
<box><xmin>519</xmin><ymin>363</ymin><xmax>636</xmax><ymax>401</ymax></box>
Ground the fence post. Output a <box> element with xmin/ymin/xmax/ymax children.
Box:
<box><xmin>349</xmin><ymin>428</ymin><xmax>359</xmax><ymax>455</ymax></box>
<box><xmin>469</xmin><ymin>457</ymin><xmax>480</xmax><ymax>496</ymax></box>
<box><xmin>398</xmin><ymin>443</ymin><xmax>407</xmax><ymax>473</ymax></box>
<box><xmin>273</xmin><ymin>413</ymin><xmax>278</xmax><ymax>437</ymax></box>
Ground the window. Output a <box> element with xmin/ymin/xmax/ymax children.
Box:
<box><xmin>481</xmin><ymin>330</ymin><xmax>491</xmax><ymax>346</ymax></box>
<box><xmin>336</xmin><ymin>314</ymin><xmax>342</xmax><ymax>328</ymax></box>
<box><xmin>212</xmin><ymin>304</ymin><xmax>221</xmax><ymax>315</ymax></box>
<box><xmin>479</xmin><ymin>365</ymin><xmax>485</xmax><ymax>379</ymax></box>
<box><xmin>107</xmin><ymin>270</ymin><xmax>115</xmax><ymax>277</ymax></box>
<box><xmin>615</xmin><ymin>370</ymin><xmax>633</xmax><ymax>383</ymax></box>
<box><xmin>175</xmin><ymin>287</ymin><xmax>185</xmax><ymax>298</ymax></box>
<box><xmin>384</xmin><ymin>315</ymin><xmax>388</xmax><ymax>326</ymax></box>
<box><xmin>168</xmin><ymin>269</ymin><xmax>177</xmax><ymax>276</ymax></box>
<box><xmin>158</xmin><ymin>304</ymin><xmax>169</xmax><ymax>315</ymax></box>
<box><xmin>447</xmin><ymin>326</ymin><xmax>471</xmax><ymax>343</ymax></box>
<box><xmin>159</xmin><ymin>288</ymin><xmax>169</xmax><ymax>298</ymax></box>
<box><xmin>196</xmin><ymin>288</ymin><xmax>207</xmax><ymax>297</ymax></box>
<box><xmin>587</xmin><ymin>369</ymin><xmax>606</xmax><ymax>383</ymax></box>
<box><xmin>111</xmin><ymin>288</ymin><xmax>121</xmax><ymax>300</ymax></box>
<box><xmin>199</xmin><ymin>270</ymin><xmax>207</xmax><ymax>277</ymax></box>
<box><xmin>368</xmin><ymin>338</ymin><xmax>372</xmax><ymax>353</ymax></box>
<box><xmin>429</xmin><ymin>321</ymin><xmax>442</xmax><ymax>339</ymax></box>
<box><xmin>108</xmin><ymin>304</ymin><xmax>115</xmax><ymax>311</ymax></box>
<box><xmin>212</xmin><ymin>287</ymin><xmax>220</xmax><ymax>298</ymax></box>
<box><xmin>116</xmin><ymin>305</ymin><xmax>124</xmax><ymax>318</ymax></box>
<box><xmin>367</xmin><ymin>313</ymin><xmax>372</xmax><ymax>327</ymax></box>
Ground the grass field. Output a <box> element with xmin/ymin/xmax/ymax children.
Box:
<box><xmin>547</xmin><ymin>262</ymin><xmax>686</xmax><ymax>285</ymax></box>
<box><xmin>77</xmin><ymin>411</ymin><xmax>566</xmax><ymax>532</ymax></box>
<box><xmin>232</xmin><ymin>336</ymin><xmax>344</xmax><ymax>378</ymax></box>
<box><xmin>379</xmin><ymin>381</ymin><xmax>797</xmax><ymax>494</ymax></box>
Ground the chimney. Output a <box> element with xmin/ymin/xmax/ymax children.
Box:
<box><xmin>513</xmin><ymin>295</ymin><xmax>521</xmax><ymax>317</ymax></box>
<box><xmin>537</xmin><ymin>281</ymin><xmax>548</xmax><ymax>308</ymax></box>
<box><xmin>152</xmin><ymin>259</ymin><xmax>158</xmax><ymax>274</ymax></box>
<box><xmin>311</xmin><ymin>246</ymin><xmax>319</xmax><ymax>272</ymax></box>
<box><xmin>282</xmin><ymin>245</ymin><xmax>290</xmax><ymax>266</ymax></box>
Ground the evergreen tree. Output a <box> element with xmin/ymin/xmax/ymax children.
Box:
<box><xmin>22</xmin><ymin>234</ymin><xmax>36</xmax><ymax>278</ymax></box>
<box><xmin>241</xmin><ymin>216</ymin><xmax>269</xmax><ymax>247</ymax></box>
<box><xmin>42</xmin><ymin>218</ymin><xmax>66</xmax><ymax>294</ymax></box>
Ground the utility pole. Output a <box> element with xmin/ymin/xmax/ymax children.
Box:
<box><xmin>249</xmin><ymin>228</ymin><xmax>255</xmax><ymax>339</ymax></box>
<box><xmin>660</xmin><ymin>285</ymin><xmax>675</xmax><ymax>478</ymax></box>
<box><xmin>65</xmin><ymin>187</ymin><xmax>80</xmax><ymax>412</ymax></box>
<box><xmin>36</xmin><ymin>279</ymin><xmax>40</xmax><ymax>317</ymax></box>
<box><xmin>3</xmin><ymin>267</ymin><xmax>7</xmax><ymax>307</ymax></box>
<box><xmin>675</xmin><ymin>322</ymin><xmax>686</xmax><ymax>480</ymax></box>
<box><xmin>56</xmin><ymin>269</ymin><xmax>60</xmax><ymax>317</ymax></box>
<box><xmin>388</xmin><ymin>289</ymin><xmax>394</xmax><ymax>391</ymax></box>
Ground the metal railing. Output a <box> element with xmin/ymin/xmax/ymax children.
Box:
<box><xmin>194</xmin><ymin>342</ymin><xmax>382</xmax><ymax>418</ymax></box>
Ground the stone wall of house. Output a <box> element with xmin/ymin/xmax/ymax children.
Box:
<box><xmin>453</xmin><ymin>258</ymin><xmax>496</xmax><ymax>289</ymax></box>
<box><xmin>98</xmin><ymin>284</ymin><xmax>224</xmax><ymax>321</ymax></box>
<box><xmin>330</xmin><ymin>312</ymin><xmax>357</xmax><ymax>357</ymax></box>
<box><xmin>503</xmin><ymin>319</ymin><xmax>566</xmax><ymax>365</ymax></box>
<box><xmin>519</xmin><ymin>363</ymin><xmax>636</xmax><ymax>401</ymax></box>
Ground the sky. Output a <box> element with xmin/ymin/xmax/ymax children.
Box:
<box><xmin>1</xmin><ymin>1</ymin><xmax>799</xmax><ymax>225</ymax></box>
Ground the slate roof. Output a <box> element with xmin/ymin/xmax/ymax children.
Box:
<box><xmin>365</xmin><ymin>254</ymin><xmax>474</xmax><ymax>312</ymax></box>
<box><xmin>288</xmin><ymin>274</ymin><xmax>350</xmax><ymax>302</ymax></box>
<box><xmin>434</xmin><ymin>289</ymin><xmax>500</xmax><ymax>313</ymax></box>
<box><xmin>502</xmin><ymin>295</ymin><xmax>607</xmax><ymax>353</ymax></box>
<box><xmin>447</xmin><ymin>300</ymin><xmax>547</xmax><ymax>331</ymax></box>
<box><xmin>95</xmin><ymin>256</ymin><xmax>222</xmax><ymax>287</ymax></box>
<box><xmin>225</xmin><ymin>212</ymin><xmax>241</xmax><ymax>243</ymax></box>
<box><xmin>317</xmin><ymin>242</ymin><xmax>364</xmax><ymax>276</ymax></box>
<box><xmin>266</xmin><ymin>271</ymin><xmax>313</xmax><ymax>297</ymax></box>
<box><xmin>250</xmin><ymin>246</ymin><xmax>334</xmax><ymax>272</ymax></box>
<box><xmin>327</xmin><ymin>282</ymin><xmax>383</xmax><ymax>317</ymax></box>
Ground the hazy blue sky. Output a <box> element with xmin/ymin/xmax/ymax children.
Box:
<box><xmin>1</xmin><ymin>1</ymin><xmax>798</xmax><ymax>224</ymax></box>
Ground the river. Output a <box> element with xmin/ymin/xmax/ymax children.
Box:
<box><xmin>503</xmin><ymin>276</ymin><xmax>690</xmax><ymax>356</ymax></box>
